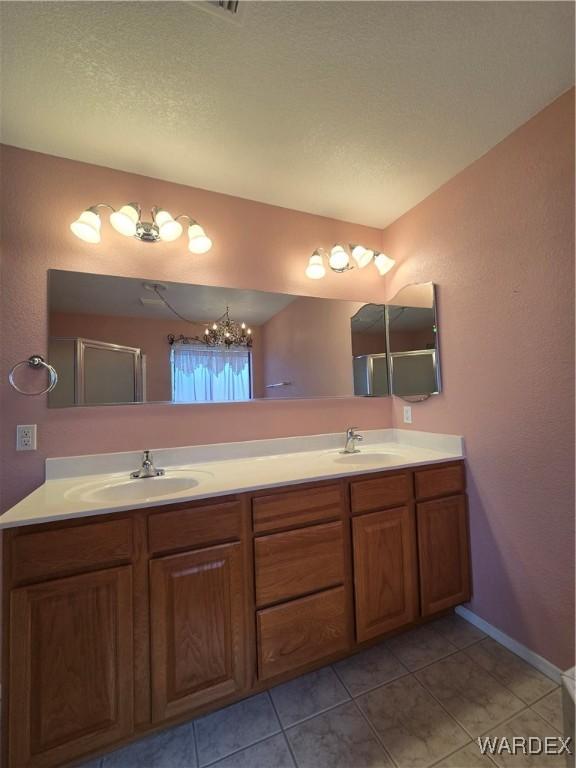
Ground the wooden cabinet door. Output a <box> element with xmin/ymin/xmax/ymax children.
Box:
<box><xmin>417</xmin><ymin>494</ymin><xmax>471</xmax><ymax>616</ymax></box>
<box><xmin>8</xmin><ymin>567</ymin><xmax>134</xmax><ymax>768</ymax></box>
<box><xmin>150</xmin><ymin>542</ymin><xmax>247</xmax><ymax>722</ymax></box>
<box><xmin>353</xmin><ymin>507</ymin><xmax>418</xmax><ymax>642</ymax></box>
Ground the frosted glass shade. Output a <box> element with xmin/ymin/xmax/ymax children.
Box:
<box><xmin>188</xmin><ymin>223</ymin><xmax>212</xmax><ymax>254</ymax></box>
<box><xmin>110</xmin><ymin>204</ymin><xmax>139</xmax><ymax>237</ymax></box>
<box><xmin>305</xmin><ymin>253</ymin><xmax>326</xmax><ymax>279</ymax></box>
<box><xmin>70</xmin><ymin>209</ymin><xmax>101</xmax><ymax>243</ymax></box>
<box><xmin>329</xmin><ymin>245</ymin><xmax>350</xmax><ymax>271</ymax></box>
<box><xmin>374</xmin><ymin>252</ymin><xmax>396</xmax><ymax>275</ymax></box>
<box><xmin>351</xmin><ymin>244</ymin><xmax>374</xmax><ymax>268</ymax></box>
<box><xmin>155</xmin><ymin>210</ymin><xmax>183</xmax><ymax>242</ymax></box>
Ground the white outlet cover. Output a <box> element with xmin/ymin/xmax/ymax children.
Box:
<box><xmin>403</xmin><ymin>406</ymin><xmax>413</xmax><ymax>424</ymax></box>
<box><xmin>16</xmin><ymin>424</ymin><xmax>37</xmax><ymax>451</ymax></box>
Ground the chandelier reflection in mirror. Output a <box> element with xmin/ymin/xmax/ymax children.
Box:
<box><xmin>70</xmin><ymin>203</ymin><xmax>212</xmax><ymax>254</ymax></box>
<box><xmin>201</xmin><ymin>307</ymin><xmax>253</xmax><ymax>348</ymax></box>
<box><xmin>305</xmin><ymin>244</ymin><xmax>395</xmax><ymax>279</ymax></box>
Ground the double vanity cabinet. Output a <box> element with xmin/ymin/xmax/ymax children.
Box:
<box><xmin>2</xmin><ymin>459</ymin><xmax>470</xmax><ymax>768</ymax></box>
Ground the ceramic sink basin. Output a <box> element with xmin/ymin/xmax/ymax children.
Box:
<box><xmin>331</xmin><ymin>451</ymin><xmax>403</xmax><ymax>467</ymax></box>
<box><xmin>64</xmin><ymin>471</ymin><xmax>213</xmax><ymax>504</ymax></box>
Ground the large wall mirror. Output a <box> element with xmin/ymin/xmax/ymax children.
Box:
<box><xmin>47</xmin><ymin>270</ymin><xmax>440</xmax><ymax>406</ymax></box>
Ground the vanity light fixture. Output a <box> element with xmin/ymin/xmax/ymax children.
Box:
<box><xmin>70</xmin><ymin>203</ymin><xmax>212</xmax><ymax>254</ymax></box>
<box><xmin>304</xmin><ymin>244</ymin><xmax>395</xmax><ymax>279</ymax></box>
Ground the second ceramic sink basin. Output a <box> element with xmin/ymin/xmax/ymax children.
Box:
<box><xmin>65</xmin><ymin>471</ymin><xmax>213</xmax><ymax>504</ymax></box>
<box><xmin>332</xmin><ymin>452</ymin><xmax>403</xmax><ymax>467</ymax></box>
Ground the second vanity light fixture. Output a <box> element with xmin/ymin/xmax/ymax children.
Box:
<box><xmin>70</xmin><ymin>203</ymin><xmax>213</xmax><ymax>254</ymax></box>
<box><xmin>305</xmin><ymin>244</ymin><xmax>395</xmax><ymax>279</ymax></box>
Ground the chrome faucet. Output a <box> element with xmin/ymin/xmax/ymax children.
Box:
<box><xmin>342</xmin><ymin>427</ymin><xmax>363</xmax><ymax>454</ymax></box>
<box><xmin>130</xmin><ymin>450</ymin><xmax>165</xmax><ymax>479</ymax></box>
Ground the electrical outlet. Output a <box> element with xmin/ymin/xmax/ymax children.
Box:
<box><xmin>403</xmin><ymin>406</ymin><xmax>413</xmax><ymax>424</ymax></box>
<box><xmin>16</xmin><ymin>424</ymin><xmax>37</xmax><ymax>451</ymax></box>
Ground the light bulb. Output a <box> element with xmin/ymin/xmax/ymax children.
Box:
<box><xmin>212</xmin><ymin>323</ymin><xmax>217</xmax><ymax>330</ymax></box>
<box><xmin>188</xmin><ymin>223</ymin><xmax>212</xmax><ymax>254</ymax></box>
<box><xmin>70</xmin><ymin>209</ymin><xmax>101</xmax><ymax>243</ymax></box>
<box><xmin>351</xmin><ymin>244</ymin><xmax>374</xmax><ymax>268</ymax></box>
<box><xmin>374</xmin><ymin>251</ymin><xmax>396</xmax><ymax>276</ymax></box>
<box><xmin>110</xmin><ymin>203</ymin><xmax>139</xmax><ymax>237</ymax></box>
<box><xmin>204</xmin><ymin>328</ymin><xmax>210</xmax><ymax>335</ymax></box>
<box><xmin>328</xmin><ymin>244</ymin><xmax>350</xmax><ymax>272</ymax></box>
<box><xmin>305</xmin><ymin>251</ymin><xmax>326</xmax><ymax>279</ymax></box>
<box><xmin>155</xmin><ymin>209</ymin><xmax>183</xmax><ymax>242</ymax></box>
<box><xmin>241</xmin><ymin>322</ymin><xmax>246</xmax><ymax>330</ymax></box>
<box><xmin>247</xmin><ymin>328</ymin><xmax>252</xmax><ymax>335</ymax></box>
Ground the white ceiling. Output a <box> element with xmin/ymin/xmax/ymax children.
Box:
<box><xmin>1</xmin><ymin>2</ymin><xmax>574</xmax><ymax>227</ymax></box>
<box><xmin>49</xmin><ymin>270</ymin><xmax>297</xmax><ymax>323</ymax></box>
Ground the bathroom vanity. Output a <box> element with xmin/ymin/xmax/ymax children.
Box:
<box><xmin>0</xmin><ymin>431</ymin><xmax>470</xmax><ymax>768</ymax></box>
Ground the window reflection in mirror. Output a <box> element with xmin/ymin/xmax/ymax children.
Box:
<box><xmin>351</xmin><ymin>304</ymin><xmax>389</xmax><ymax>397</ymax></box>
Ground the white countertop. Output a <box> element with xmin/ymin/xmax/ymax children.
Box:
<box><xmin>0</xmin><ymin>429</ymin><xmax>464</xmax><ymax>529</ymax></box>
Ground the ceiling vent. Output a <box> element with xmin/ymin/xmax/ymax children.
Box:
<box><xmin>209</xmin><ymin>0</ymin><xmax>240</xmax><ymax>14</ymax></box>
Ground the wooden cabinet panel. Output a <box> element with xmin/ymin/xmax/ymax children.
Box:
<box><xmin>148</xmin><ymin>499</ymin><xmax>241</xmax><ymax>555</ymax></box>
<box><xmin>414</xmin><ymin>462</ymin><xmax>465</xmax><ymax>500</ymax></box>
<box><xmin>252</xmin><ymin>484</ymin><xmax>343</xmax><ymax>534</ymax></box>
<box><xmin>353</xmin><ymin>507</ymin><xmax>418</xmax><ymax>642</ymax></box>
<box><xmin>350</xmin><ymin>472</ymin><xmax>411</xmax><ymax>515</ymax></box>
<box><xmin>417</xmin><ymin>495</ymin><xmax>471</xmax><ymax>615</ymax></box>
<box><xmin>257</xmin><ymin>587</ymin><xmax>349</xmax><ymax>680</ymax></box>
<box><xmin>150</xmin><ymin>543</ymin><xmax>247</xmax><ymax>722</ymax></box>
<box><xmin>255</xmin><ymin>521</ymin><xmax>345</xmax><ymax>607</ymax></box>
<box><xmin>10</xmin><ymin>518</ymin><xmax>133</xmax><ymax>586</ymax></box>
<box><xmin>8</xmin><ymin>567</ymin><xmax>134</xmax><ymax>768</ymax></box>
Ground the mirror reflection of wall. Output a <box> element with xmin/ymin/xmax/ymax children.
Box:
<box><xmin>47</xmin><ymin>270</ymin><xmax>365</xmax><ymax>407</ymax></box>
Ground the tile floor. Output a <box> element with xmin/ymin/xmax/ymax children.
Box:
<box><xmin>82</xmin><ymin>616</ymin><xmax>567</xmax><ymax>768</ymax></box>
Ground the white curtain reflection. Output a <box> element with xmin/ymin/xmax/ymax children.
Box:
<box><xmin>171</xmin><ymin>344</ymin><xmax>251</xmax><ymax>402</ymax></box>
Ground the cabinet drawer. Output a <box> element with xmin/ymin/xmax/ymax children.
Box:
<box><xmin>257</xmin><ymin>586</ymin><xmax>349</xmax><ymax>680</ymax></box>
<box><xmin>350</xmin><ymin>472</ymin><xmax>411</xmax><ymax>515</ymax></box>
<box><xmin>255</xmin><ymin>521</ymin><xmax>345</xmax><ymax>607</ymax></box>
<box><xmin>253</xmin><ymin>484</ymin><xmax>343</xmax><ymax>534</ymax></box>
<box><xmin>148</xmin><ymin>499</ymin><xmax>242</xmax><ymax>555</ymax></box>
<box><xmin>415</xmin><ymin>463</ymin><xmax>465</xmax><ymax>500</ymax></box>
<box><xmin>9</xmin><ymin>517</ymin><xmax>133</xmax><ymax>585</ymax></box>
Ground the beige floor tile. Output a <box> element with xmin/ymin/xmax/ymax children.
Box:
<box><xmin>531</xmin><ymin>689</ymin><xmax>564</xmax><ymax>733</ymax></box>
<box><xmin>285</xmin><ymin>701</ymin><xmax>393</xmax><ymax>768</ymax></box>
<box><xmin>102</xmin><ymin>721</ymin><xmax>197</xmax><ymax>767</ymax></box>
<box><xmin>210</xmin><ymin>734</ymin><xmax>295</xmax><ymax>768</ymax></box>
<box><xmin>416</xmin><ymin>652</ymin><xmax>524</xmax><ymax>737</ymax></box>
<box><xmin>387</xmin><ymin>625</ymin><xmax>459</xmax><ymax>671</ymax></box>
<box><xmin>482</xmin><ymin>709</ymin><xmax>566</xmax><ymax>767</ymax></box>
<box><xmin>431</xmin><ymin>616</ymin><xmax>486</xmax><ymax>649</ymax></box>
<box><xmin>195</xmin><ymin>693</ymin><xmax>280</xmax><ymax>766</ymax></box>
<box><xmin>270</xmin><ymin>666</ymin><xmax>350</xmax><ymax>727</ymax></box>
<box><xmin>333</xmin><ymin>641</ymin><xmax>409</xmax><ymax>696</ymax></box>
<box><xmin>466</xmin><ymin>639</ymin><xmax>557</xmax><ymax>705</ymax></box>
<box><xmin>433</xmin><ymin>741</ymin><xmax>496</xmax><ymax>767</ymax></box>
<box><xmin>357</xmin><ymin>674</ymin><xmax>469</xmax><ymax>768</ymax></box>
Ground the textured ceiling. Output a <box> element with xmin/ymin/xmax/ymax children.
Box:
<box><xmin>1</xmin><ymin>1</ymin><xmax>574</xmax><ymax>227</ymax></box>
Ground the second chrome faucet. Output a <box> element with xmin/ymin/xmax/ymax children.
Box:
<box><xmin>342</xmin><ymin>427</ymin><xmax>363</xmax><ymax>454</ymax></box>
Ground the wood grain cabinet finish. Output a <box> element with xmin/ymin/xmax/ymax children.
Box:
<box><xmin>414</xmin><ymin>463</ymin><xmax>466</xmax><ymax>500</ymax></box>
<box><xmin>417</xmin><ymin>494</ymin><xmax>471</xmax><ymax>615</ymax></box>
<box><xmin>149</xmin><ymin>542</ymin><xmax>247</xmax><ymax>722</ymax></box>
<box><xmin>252</xmin><ymin>483</ymin><xmax>343</xmax><ymax>534</ymax></box>
<box><xmin>148</xmin><ymin>499</ymin><xmax>241</xmax><ymax>555</ymax></box>
<box><xmin>8</xmin><ymin>567</ymin><xmax>134</xmax><ymax>768</ymax></box>
<box><xmin>353</xmin><ymin>506</ymin><xmax>418</xmax><ymax>642</ymax></box>
<box><xmin>254</xmin><ymin>521</ymin><xmax>345</xmax><ymax>607</ymax></box>
<box><xmin>350</xmin><ymin>472</ymin><xmax>411</xmax><ymax>515</ymax></box>
<box><xmin>257</xmin><ymin>586</ymin><xmax>349</xmax><ymax>680</ymax></box>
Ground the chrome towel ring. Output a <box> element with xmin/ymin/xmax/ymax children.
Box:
<box><xmin>8</xmin><ymin>355</ymin><xmax>58</xmax><ymax>396</ymax></box>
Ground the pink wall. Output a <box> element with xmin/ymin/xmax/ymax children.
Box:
<box><xmin>383</xmin><ymin>89</ymin><xmax>575</xmax><ymax>669</ymax></box>
<box><xmin>262</xmin><ymin>297</ymin><xmax>364</xmax><ymax>398</ymax></box>
<box><xmin>0</xmin><ymin>145</ymin><xmax>392</xmax><ymax>511</ymax></box>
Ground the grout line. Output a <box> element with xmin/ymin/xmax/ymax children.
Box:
<box><xmin>277</xmin><ymin>697</ymin><xmax>353</xmax><ymax>729</ymax></box>
<box><xmin>350</xmin><ymin>696</ymin><xmax>400</xmax><ymax>768</ymax></box>
<box><xmin>267</xmin><ymin>690</ymin><xmax>300</xmax><ymax>768</ymax></box>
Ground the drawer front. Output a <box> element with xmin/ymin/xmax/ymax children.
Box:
<box><xmin>415</xmin><ymin>463</ymin><xmax>465</xmax><ymax>500</ymax></box>
<box><xmin>10</xmin><ymin>518</ymin><xmax>133</xmax><ymax>585</ymax></box>
<box><xmin>148</xmin><ymin>500</ymin><xmax>242</xmax><ymax>555</ymax></box>
<box><xmin>253</xmin><ymin>484</ymin><xmax>343</xmax><ymax>534</ymax></box>
<box><xmin>255</xmin><ymin>521</ymin><xmax>345</xmax><ymax>607</ymax></box>
<box><xmin>350</xmin><ymin>472</ymin><xmax>411</xmax><ymax>515</ymax></box>
<box><xmin>257</xmin><ymin>586</ymin><xmax>349</xmax><ymax>680</ymax></box>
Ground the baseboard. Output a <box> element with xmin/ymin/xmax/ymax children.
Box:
<box><xmin>455</xmin><ymin>606</ymin><xmax>563</xmax><ymax>684</ymax></box>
